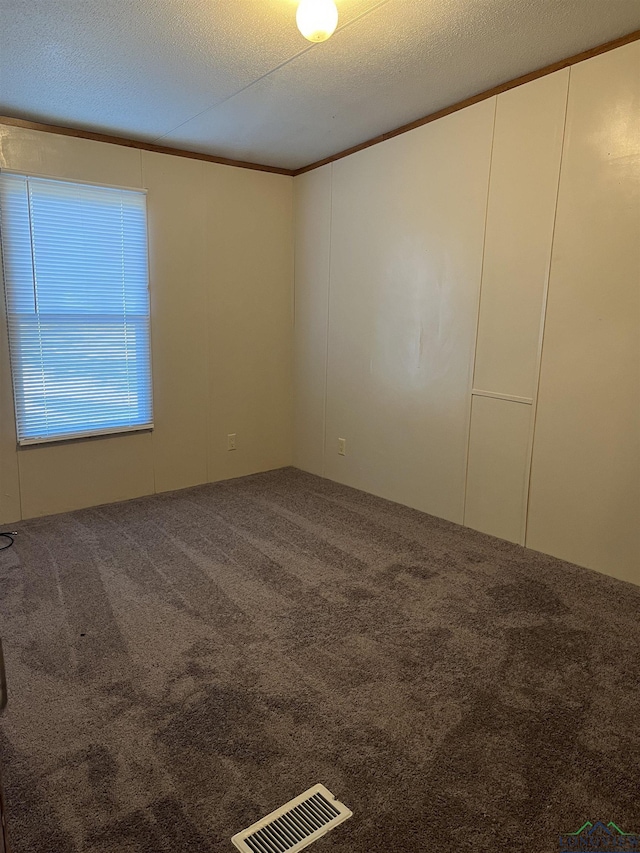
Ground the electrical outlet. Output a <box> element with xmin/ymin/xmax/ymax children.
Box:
<box><xmin>338</xmin><ymin>437</ymin><xmax>346</xmax><ymax>456</ymax></box>
<box><xmin>227</xmin><ymin>433</ymin><xmax>237</xmax><ymax>451</ymax></box>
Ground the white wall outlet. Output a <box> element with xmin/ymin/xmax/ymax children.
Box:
<box><xmin>227</xmin><ymin>433</ymin><xmax>237</xmax><ymax>451</ymax></box>
<box><xmin>338</xmin><ymin>437</ymin><xmax>346</xmax><ymax>456</ymax></box>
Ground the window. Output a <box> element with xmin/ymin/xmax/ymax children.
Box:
<box><xmin>0</xmin><ymin>172</ymin><xmax>153</xmax><ymax>445</ymax></box>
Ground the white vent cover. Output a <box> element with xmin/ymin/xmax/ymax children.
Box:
<box><xmin>232</xmin><ymin>784</ymin><xmax>352</xmax><ymax>853</ymax></box>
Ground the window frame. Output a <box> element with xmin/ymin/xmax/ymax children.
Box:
<box><xmin>0</xmin><ymin>169</ymin><xmax>154</xmax><ymax>447</ymax></box>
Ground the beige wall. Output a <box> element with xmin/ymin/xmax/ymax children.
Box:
<box><xmin>0</xmin><ymin>126</ymin><xmax>293</xmax><ymax>521</ymax></box>
<box><xmin>464</xmin><ymin>69</ymin><xmax>569</xmax><ymax>544</ymax></box>
<box><xmin>294</xmin><ymin>40</ymin><xmax>640</xmax><ymax>585</ymax></box>
<box><xmin>326</xmin><ymin>100</ymin><xmax>494</xmax><ymax>523</ymax></box>
<box><xmin>526</xmin><ymin>43</ymin><xmax>640</xmax><ymax>585</ymax></box>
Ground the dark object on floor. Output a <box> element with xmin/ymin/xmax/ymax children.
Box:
<box><xmin>0</xmin><ymin>467</ymin><xmax>638</xmax><ymax>853</ymax></box>
<box><xmin>0</xmin><ymin>533</ymin><xmax>16</xmax><ymax>552</ymax></box>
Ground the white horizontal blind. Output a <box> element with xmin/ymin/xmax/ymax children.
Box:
<box><xmin>0</xmin><ymin>172</ymin><xmax>153</xmax><ymax>445</ymax></box>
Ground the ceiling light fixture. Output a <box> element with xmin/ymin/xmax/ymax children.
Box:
<box><xmin>296</xmin><ymin>0</ymin><xmax>339</xmax><ymax>43</ymax></box>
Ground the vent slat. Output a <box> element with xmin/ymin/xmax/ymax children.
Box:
<box><xmin>253</xmin><ymin>832</ymin><xmax>274</xmax><ymax>853</ymax></box>
<box><xmin>297</xmin><ymin>801</ymin><xmax>324</xmax><ymax>829</ymax></box>
<box><xmin>313</xmin><ymin>793</ymin><xmax>340</xmax><ymax>819</ymax></box>
<box><xmin>269</xmin><ymin>823</ymin><xmax>294</xmax><ymax>851</ymax></box>
<box><xmin>290</xmin><ymin>804</ymin><xmax>317</xmax><ymax>834</ymax></box>
<box><xmin>271</xmin><ymin>816</ymin><xmax>299</xmax><ymax>847</ymax></box>
<box><xmin>303</xmin><ymin>801</ymin><xmax>321</xmax><ymax>820</ymax></box>
<box><xmin>301</xmin><ymin>800</ymin><xmax>329</xmax><ymax>826</ymax></box>
<box><xmin>244</xmin><ymin>835</ymin><xmax>267</xmax><ymax>853</ymax></box>
<box><xmin>260</xmin><ymin>824</ymin><xmax>288</xmax><ymax>852</ymax></box>
<box><xmin>253</xmin><ymin>827</ymin><xmax>282</xmax><ymax>852</ymax></box>
<box><xmin>284</xmin><ymin>808</ymin><xmax>312</xmax><ymax>838</ymax></box>
<box><xmin>278</xmin><ymin>814</ymin><xmax>305</xmax><ymax>843</ymax></box>
<box><xmin>232</xmin><ymin>784</ymin><xmax>352</xmax><ymax>853</ymax></box>
<box><xmin>300</xmin><ymin>802</ymin><xmax>325</xmax><ymax>829</ymax></box>
<box><xmin>306</xmin><ymin>802</ymin><xmax>329</xmax><ymax>823</ymax></box>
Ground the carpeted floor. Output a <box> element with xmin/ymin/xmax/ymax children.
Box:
<box><xmin>0</xmin><ymin>466</ymin><xmax>638</xmax><ymax>852</ymax></box>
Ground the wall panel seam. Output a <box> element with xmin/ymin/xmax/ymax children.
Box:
<box><xmin>522</xmin><ymin>66</ymin><xmax>572</xmax><ymax>546</ymax></box>
<box><xmin>204</xmin><ymin>164</ymin><xmax>214</xmax><ymax>485</ymax></box>
<box><xmin>321</xmin><ymin>164</ymin><xmax>333</xmax><ymax>478</ymax></box>
<box><xmin>462</xmin><ymin>96</ymin><xmax>498</xmax><ymax>527</ymax></box>
<box><xmin>292</xmin><ymin>182</ymin><xmax>298</xmax><ymax>467</ymax></box>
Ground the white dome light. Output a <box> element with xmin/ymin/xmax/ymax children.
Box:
<box><xmin>296</xmin><ymin>0</ymin><xmax>339</xmax><ymax>43</ymax></box>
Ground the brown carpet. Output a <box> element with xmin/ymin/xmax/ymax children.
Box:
<box><xmin>0</xmin><ymin>466</ymin><xmax>638</xmax><ymax>852</ymax></box>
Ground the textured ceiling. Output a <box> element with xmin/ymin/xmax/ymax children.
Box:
<box><xmin>1</xmin><ymin>0</ymin><xmax>639</xmax><ymax>170</ymax></box>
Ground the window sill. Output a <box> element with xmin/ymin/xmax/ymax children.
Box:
<box><xmin>18</xmin><ymin>424</ymin><xmax>154</xmax><ymax>447</ymax></box>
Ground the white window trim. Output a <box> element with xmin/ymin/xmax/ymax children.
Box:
<box><xmin>0</xmin><ymin>170</ymin><xmax>154</xmax><ymax>447</ymax></box>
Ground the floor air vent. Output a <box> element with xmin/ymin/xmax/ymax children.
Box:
<box><xmin>231</xmin><ymin>784</ymin><xmax>352</xmax><ymax>853</ymax></box>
